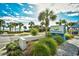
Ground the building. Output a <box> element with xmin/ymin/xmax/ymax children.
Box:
<box><xmin>68</xmin><ymin>22</ymin><xmax>79</xmax><ymax>35</ymax></box>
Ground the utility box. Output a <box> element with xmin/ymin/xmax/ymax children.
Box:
<box><xmin>19</xmin><ymin>37</ymin><xmax>27</xmax><ymax>50</ymax></box>
<box><xmin>19</xmin><ymin>35</ymin><xmax>45</xmax><ymax>50</ymax></box>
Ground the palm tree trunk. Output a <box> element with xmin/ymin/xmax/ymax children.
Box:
<box><xmin>3</xmin><ymin>27</ymin><xmax>4</xmax><ymax>31</ymax></box>
<box><xmin>0</xmin><ymin>26</ymin><xmax>1</xmax><ymax>31</ymax></box>
<box><xmin>45</xmin><ymin>18</ymin><xmax>49</xmax><ymax>36</ymax></box>
<box><xmin>15</xmin><ymin>26</ymin><xmax>16</xmax><ymax>32</ymax></box>
<box><xmin>10</xmin><ymin>27</ymin><xmax>11</xmax><ymax>32</ymax></box>
<box><xmin>45</xmin><ymin>26</ymin><xmax>48</xmax><ymax>36</ymax></box>
<box><xmin>19</xmin><ymin>26</ymin><xmax>21</xmax><ymax>32</ymax></box>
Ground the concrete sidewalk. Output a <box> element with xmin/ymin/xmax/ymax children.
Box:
<box><xmin>56</xmin><ymin>38</ymin><xmax>79</xmax><ymax>56</ymax></box>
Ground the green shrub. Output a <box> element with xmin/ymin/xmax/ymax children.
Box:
<box><xmin>53</xmin><ymin>35</ymin><xmax>65</xmax><ymax>45</ymax></box>
<box><xmin>8</xmin><ymin>49</ymin><xmax>23</xmax><ymax>56</ymax></box>
<box><xmin>6</xmin><ymin>40</ymin><xmax>23</xmax><ymax>56</ymax></box>
<box><xmin>39</xmin><ymin>37</ymin><xmax>58</xmax><ymax>55</ymax></box>
<box><xmin>0</xmin><ymin>31</ymin><xmax>4</xmax><ymax>34</ymax></box>
<box><xmin>29</xmin><ymin>42</ymin><xmax>51</xmax><ymax>56</ymax></box>
<box><xmin>70</xmin><ymin>34</ymin><xmax>74</xmax><ymax>38</ymax></box>
<box><xmin>46</xmin><ymin>32</ymin><xmax>52</xmax><ymax>37</ymax></box>
<box><xmin>6</xmin><ymin>42</ymin><xmax>17</xmax><ymax>51</ymax></box>
<box><xmin>30</xmin><ymin>28</ymin><xmax>38</xmax><ymax>36</ymax></box>
<box><xmin>26</xmin><ymin>37</ymin><xmax>57</xmax><ymax>56</ymax></box>
<box><xmin>64</xmin><ymin>33</ymin><xmax>74</xmax><ymax>40</ymax></box>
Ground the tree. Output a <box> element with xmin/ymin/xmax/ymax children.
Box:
<box><xmin>2</xmin><ymin>24</ymin><xmax>6</xmax><ymax>31</ymax></box>
<box><xmin>56</xmin><ymin>19</ymin><xmax>67</xmax><ymax>32</ymax></box>
<box><xmin>41</xmin><ymin>21</ymin><xmax>45</xmax><ymax>26</ymax></box>
<box><xmin>29</xmin><ymin>21</ymin><xmax>35</xmax><ymax>28</ymax></box>
<box><xmin>40</xmin><ymin>21</ymin><xmax>45</xmax><ymax>32</ymax></box>
<box><xmin>23</xmin><ymin>26</ymin><xmax>27</xmax><ymax>31</ymax></box>
<box><xmin>12</xmin><ymin>23</ymin><xmax>18</xmax><ymax>32</ymax></box>
<box><xmin>0</xmin><ymin>19</ymin><xmax>5</xmax><ymax>31</ymax></box>
<box><xmin>56</xmin><ymin>19</ymin><xmax>67</xmax><ymax>25</ymax></box>
<box><xmin>56</xmin><ymin>22</ymin><xmax>61</xmax><ymax>25</ymax></box>
<box><xmin>18</xmin><ymin>23</ymin><xmax>23</xmax><ymax>32</ymax></box>
<box><xmin>8</xmin><ymin>23</ymin><xmax>14</xmax><ymax>32</ymax></box>
<box><xmin>38</xmin><ymin>9</ymin><xmax>56</xmax><ymax>36</ymax></box>
<box><xmin>67</xmin><ymin>22</ymin><xmax>76</xmax><ymax>27</ymax></box>
<box><xmin>61</xmin><ymin>19</ymin><xmax>67</xmax><ymax>24</ymax></box>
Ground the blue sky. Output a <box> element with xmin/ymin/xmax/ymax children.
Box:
<box><xmin>0</xmin><ymin>3</ymin><xmax>79</xmax><ymax>26</ymax></box>
<box><xmin>0</xmin><ymin>3</ymin><xmax>36</xmax><ymax>17</ymax></box>
<box><xmin>57</xmin><ymin>11</ymin><xmax>79</xmax><ymax>22</ymax></box>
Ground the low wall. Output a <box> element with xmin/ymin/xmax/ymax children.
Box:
<box><xmin>19</xmin><ymin>35</ymin><xmax>45</xmax><ymax>50</ymax></box>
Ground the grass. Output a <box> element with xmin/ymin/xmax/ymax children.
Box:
<box><xmin>25</xmin><ymin>36</ymin><xmax>58</xmax><ymax>56</ymax></box>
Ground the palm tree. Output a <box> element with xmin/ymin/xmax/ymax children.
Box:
<box><xmin>61</xmin><ymin>19</ymin><xmax>67</xmax><ymax>25</ymax></box>
<box><xmin>2</xmin><ymin>24</ymin><xmax>6</xmax><ymax>31</ymax></box>
<box><xmin>56</xmin><ymin>21</ymin><xmax>61</xmax><ymax>25</ymax></box>
<box><xmin>29</xmin><ymin>21</ymin><xmax>35</xmax><ymax>28</ymax></box>
<box><xmin>8</xmin><ymin>23</ymin><xmax>14</xmax><ymax>32</ymax></box>
<box><xmin>56</xmin><ymin>19</ymin><xmax>67</xmax><ymax>25</ymax></box>
<box><xmin>18</xmin><ymin>23</ymin><xmax>23</xmax><ymax>32</ymax></box>
<box><xmin>41</xmin><ymin>21</ymin><xmax>45</xmax><ymax>26</ymax></box>
<box><xmin>38</xmin><ymin>9</ymin><xmax>56</xmax><ymax>36</ymax></box>
<box><xmin>56</xmin><ymin>19</ymin><xmax>68</xmax><ymax>32</ymax></box>
<box><xmin>0</xmin><ymin>19</ymin><xmax>5</xmax><ymax>31</ymax></box>
<box><xmin>12</xmin><ymin>23</ymin><xmax>18</xmax><ymax>32</ymax></box>
<box><xmin>23</xmin><ymin>26</ymin><xmax>27</xmax><ymax>31</ymax></box>
<box><xmin>67</xmin><ymin>22</ymin><xmax>76</xmax><ymax>27</ymax></box>
<box><xmin>40</xmin><ymin>21</ymin><xmax>45</xmax><ymax>32</ymax></box>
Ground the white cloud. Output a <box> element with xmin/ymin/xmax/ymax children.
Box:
<box><xmin>2</xmin><ymin>10</ymin><xmax>8</xmax><ymax>14</ymax></box>
<box><xmin>36</xmin><ymin>3</ymin><xmax>79</xmax><ymax>14</ymax></box>
<box><xmin>15</xmin><ymin>12</ymin><xmax>19</xmax><ymax>15</ymax></box>
<box><xmin>67</xmin><ymin>13</ymin><xmax>79</xmax><ymax>16</ymax></box>
<box><xmin>24</xmin><ymin>10</ymin><xmax>33</xmax><ymax>14</ymax></box>
<box><xmin>0</xmin><ymin>16</ymin><xmax>39</xmax><ymax>25</ymax></box>
<box><xmin>29</xmin><ymin>5</ymin><xmax>33</xmax><ymax>8</ymax></box>
<box><xmin>22</xmin><ymin>8</ymin><xmax>33</xmax><ymax>15</ymax></box>
<box><xmin>17</xmin><ymin>3</ymin><xmax>23</xmax><ymax>6</ymax></box>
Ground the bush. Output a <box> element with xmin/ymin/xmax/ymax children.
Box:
<box><xmin>0</xmin><ymin>31</ymin><xmax>4</xmax><ymax>34</ymax></box>
<box><xmin>26</xmin><ymin>37</ymin><xmax>57</xmax><ymax>56</ymax></box>
<box><xmin>6</xmin><ymin>40</ymin><xmax>23</xmax><ymax>56</ymax></box>
<box><xmin>30</xmin><ymin>28</ymin><xmax>38</xmax><ymax>36</ymax></box>
<box><xmin>53</xmin><ymin>35</ymin><xmax>65</xmax><ymax>45</ymax></box>
<box><xmin>46</xmin><ymin>32</ymin><xmax>52</xmax><ymax>37</ymax></box>
<box><xmin>29</xmin><ymin>42</ymin><xmax>51</xmax><ymax>56</ymax></box>
<box><xmin>6</xmin><ymin>42</ymin><xmax>17</xmax><ymax>51</ymax></box>
<box><xmin>8</xmin><ymin>49</ymin><xmax>23</xmax><ymax>56</ymax></box>
<box><xmin>39</xmin><ymin>37</ymin><xmax>58</xmax><ymax>55</ymax></box>
<box><xmin>64</xmin><ymin>33</ymin><xmax>74</xmax><ymax>40</ymax></box>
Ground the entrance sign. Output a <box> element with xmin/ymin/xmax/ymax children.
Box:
<box><xmin>50</xmin><ymin>25</ymin><xmax>66</xmax><ymax>40</ymax></box>
<box><xmin>50</xmin><ymin>25</ymin><xmax>65</xmax><ymax>34</ymax></box>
